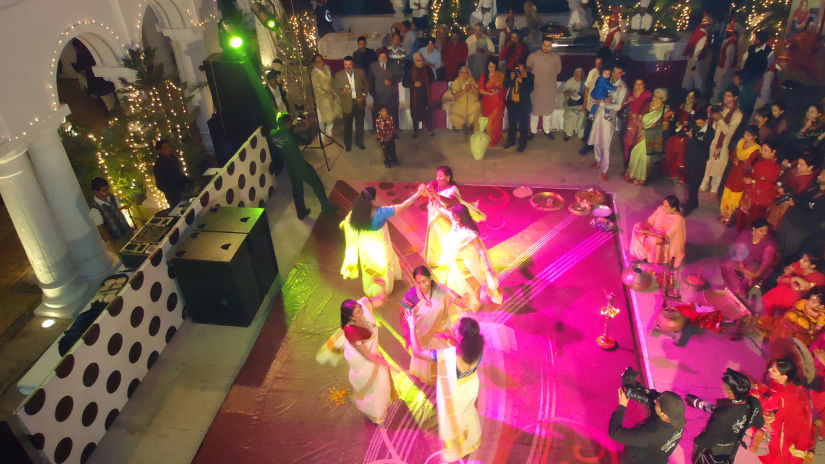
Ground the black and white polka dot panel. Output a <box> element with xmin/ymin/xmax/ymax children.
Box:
<box><xmin>15</xmin><ymin>128</ymin><xmax>275</xmax><ymax>464</ymax></box>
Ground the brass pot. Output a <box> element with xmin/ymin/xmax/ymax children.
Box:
<box><xmin>621</xmin><ymin>266</ymin><xmax>652</xmax><ymax>291</ymax></box>
<box><xmin>656</xmin><ymin>307</ymin><xmax>687</xmax><ymax>333</ymax></box>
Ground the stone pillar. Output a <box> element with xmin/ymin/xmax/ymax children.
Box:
<box><xmin>26</xmin><ymin>106</ymin><xmax>117</xmax><ymax>282</ymax></box>
<box><xmin>0</xmin><ymin>145</ymin><xmax>89</xmax><ymax>317</ymax></box>
<box><xmin>161</xmin><ymin>26</ymin><xmax>216</xmax><ymax>153</ymax></box>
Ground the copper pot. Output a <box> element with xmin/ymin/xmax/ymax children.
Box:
<box><xmin>621</xmin><ymin>266</ymin><xmax>652</xmax><ymax>291</ymax></box>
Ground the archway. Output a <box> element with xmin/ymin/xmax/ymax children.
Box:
<box><xmin>56</xmin><ymin>37</ymin><xmax>118</xmax><ymax>130</ymax></box>
<box><xmin>142</xmin><ymin>5</ymin><xmax>180</xmax><ymax>79</ymax></box>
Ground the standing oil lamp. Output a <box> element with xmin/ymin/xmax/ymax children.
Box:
<box><xmin>597</xmin><ymin>292</ymin><xmax>621</xmax><ymax>350</ymax></box>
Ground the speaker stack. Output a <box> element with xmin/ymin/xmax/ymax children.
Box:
<box><xmin>172</xmin><ymin>206</ymin><xmax>278</xmax><ymax>327</ymax></box>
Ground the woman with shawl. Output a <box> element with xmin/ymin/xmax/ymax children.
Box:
<box><xmin>561</xmin><ymin>67</ymin><xmax>587</xmax><ymax>140</ymax></box>
<box><xmin>629</xmin><ymin>196</ymin><xmax>687</xmax><ymax>268</ymax></box>
<box><xmin>625</xmin><ymin>88</ymin><xmax>666</xmax><ymax>185</ymax></box>
<box><xmin>444</xmin><ymin>66</ymin><xmax>481</xmax><ymax>132</ymax></box>
<box><xmin>311</xmin><ymin>54</ymin><xmax>341</xmax><ymax>140</ymax></box>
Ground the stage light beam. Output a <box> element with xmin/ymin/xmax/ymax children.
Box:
<box><xmin>229</xmin><ymin>36</ymin><xmax>244</xmax><ymax>48</ymax></box>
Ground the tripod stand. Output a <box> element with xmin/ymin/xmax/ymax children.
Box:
<box><xmin>301</xmin><ymin>62</ymin><xmax>342</xmax><ymax>172</ymax></box>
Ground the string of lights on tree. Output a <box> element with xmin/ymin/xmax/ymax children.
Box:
<box><xmin>430</xmin><ymin>0</ymin><xmax>461</xmax><ymax>33</ymax></box>
<box><xmin>80</xmin><ymin>48</ymin><xmax>204</xmax><ymax>210</ymax></box>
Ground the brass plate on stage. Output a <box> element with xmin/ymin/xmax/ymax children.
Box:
<box><xmin>568</xmin><ymin>202</ymin><xmax>592</xmax><ymax>215</ymax></box>
<box><xmin>513</xmin><ymin>186</ymin><xmax>534</xmax><ymax>198</ymax></box>
<box><xmin>530</xmin><ymin>192</ymin><xmax>565</xmax><ymax>211</ymax></box>
<box><xmin>575</xmin><ymin>188</ymin><xmax>605</xmax><ymax>205</ymax></box>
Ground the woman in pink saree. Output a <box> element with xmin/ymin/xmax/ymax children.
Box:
<box><xmin>629</xmin><ymin>195</ymin><xmax>686</xmax><ymax>267</ymax></box>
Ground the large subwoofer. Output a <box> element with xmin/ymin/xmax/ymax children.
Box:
<box><xmin>194</xmin><ymin>206</ymin><xmax>278</xmax><ymax>298</ymax></box>
<box><xmin>172</xmin><ymin>231</ymin><xmax>261</xmax><ymax>326</ymax></box>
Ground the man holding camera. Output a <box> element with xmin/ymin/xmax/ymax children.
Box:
<box><xmin>689</xmin><ymin>368</ymin><xmax>764</xmax><ymax>464</ymax></box>
<box><xmin>609</xmin><ymin>387</ymin><xmax>685</xmax><ymax>463</ymax></box>
<box><xmin>504</xmin><ymin>62</ymin><xmax>533</xmax><ymax>152</ymax></box>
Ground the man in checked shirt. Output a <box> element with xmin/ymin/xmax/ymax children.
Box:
<box><xmin>375</xmin><ymin>105</ymin><xmax>399</xmax><ymax>168</ymax></box>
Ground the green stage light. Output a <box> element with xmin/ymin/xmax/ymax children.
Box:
<box><xmin>266</xmin><ymin>19</ymin><xmax>276</xmax><ymax>29</ymax></box>
<box><xmin>229</xmin><ymin>36</ymin><xmax>244</xmax><ymax>48</ymax></box>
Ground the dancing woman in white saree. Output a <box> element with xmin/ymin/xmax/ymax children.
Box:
<box><xmin>405</xmin><ymin>311</ymin><xmax>484</xmax><ymax>461</ymax></box>
<box><xmin>400</xmin><ymin>266</ymin><xmax>468</xmax><ymax>385</ymax></box>
<box><xmin>341</xmin><ymin>288</ymin><xmax>394</xmax><ymax>424</ymax></box>
<box><xmin>341</xmin><ymin>186</ymin><xmax>423</xmax><ymax>296</ymax></box>
<box><xmin>423</xmin><ymin>166</ymin><xmax>486</xmax><ymax>269</ymax></box>
<box><xmin>436</xmin><ymin>204</ymin><xmax>501</xmax><ymax>312</ymax></box>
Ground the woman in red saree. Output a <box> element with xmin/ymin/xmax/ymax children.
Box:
<box><xmin>663</xmin><ymin>89</ymin><xmax>698</xmax><ymax>181</ymax></box>
<box><xmin>478</xmin><ymin>58</ymin><xmax>505</xmax><ymax>147</ymax></box>
<box><xmin>736</xmin><ymin>141</ymin><xmax>781</xmax><ymax>232</ymax></box>
<box><xmin>762</xmin><ymin>253</ymin><xmax>825</xmax><ymax>316</ymax></box>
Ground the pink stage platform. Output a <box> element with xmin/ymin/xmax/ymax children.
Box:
<box><xmin>193</xmin><ymin>181</ymin><xmax>650</xmax><ymax>464</ymax></box>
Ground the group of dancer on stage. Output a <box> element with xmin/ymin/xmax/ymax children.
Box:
<box><xmin>321</xmin><ymin>166</ymin><xmax>501</xmax><ymax>461</ymax></box>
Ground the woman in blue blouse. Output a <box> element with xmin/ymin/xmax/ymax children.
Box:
<box><xmin>340</xmin><ymin>186</ymin><xmax>423</xmax><ymax>296</ymax></box>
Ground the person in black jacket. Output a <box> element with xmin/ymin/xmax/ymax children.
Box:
<box><xmin>152</xmin><ymin>139</ymin><xmax>189</xmax><ymax>207</ymax></box>
<box><xmin>690</xmin><ymin>368</ymin><xmax>764</xmax><ymax>464</ymax></box>
<box><xmin>504</xmin><ymin>62</ymin><xmax>534</xmax><ymax>152</ymax></box>
<box><xmin>609</xmin><ymin>388</ymin><xmax>685</xmax><ymax>464</ymax></box>
<box><xmin>683</xmin><ymin>108</ymin><xmax>715</xmax><ymax>216</ymax></box>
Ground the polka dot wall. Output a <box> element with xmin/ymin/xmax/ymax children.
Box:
<box><xmin>16</xmin><ymin>129</ymin><xmax>277</xmax><ymax>464</ymax></box>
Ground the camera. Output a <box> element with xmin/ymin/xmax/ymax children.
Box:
<box><xmin>685</xmin><ymin>394</ymin><xmax>715</xmax><ymax>413</ymax></box>
<box><xmin>514</xmin><ymin>68</ymin><xmax>521</xmax><ymax>77</ymax></box>
<box><xmin>621</xmin><ymin>367</ymin><xmax>660</xmax><ymax>407</ymax></box>
<box><xmin>709</xmin><ymin>104</ymin><xmax>723</xmax><ymax>115</ymax></box>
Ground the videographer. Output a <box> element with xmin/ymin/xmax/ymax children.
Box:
<box><xmin>689</xmin><ymin>368</ymin><xmax>764</xmax><ymax>464</ymax></box>
<box><xmin>609</xmin><ymin>386</ymin><xmax>685</xmax><ymax>464</ymax></box>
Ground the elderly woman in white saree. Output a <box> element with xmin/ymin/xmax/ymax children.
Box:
<box><xmin>340</xmin><ymin>186</ymin><xmax>423</xmax><ymax>297</ymax></box>
<box><xmin>341</xmin><ymin>287</ymin><xmax>394</xmax><ymax>423</ymax></box>
<box><xmin>435</xmin><ymin>204</ymin><xmax>501</xmax><ymax>312</ymax></box>
<box><xmin>400</xmin><ymin>266</ymin><xmax>468</xmax><ymax>385</ymax></box>
<box><xmin>405</xmin><ymin>312</ymin><xmax>484</xmax><ymax>461</ymax></box>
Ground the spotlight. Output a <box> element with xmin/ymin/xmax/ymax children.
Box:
<box><xmin>266</xmin><ymin>19</ymin><xmax>278</xmax><ymax>30</ymax></box>
<box><xmin>229</xmin><ymin>36</ymin><xmax>244</xmax><ymax>48</ymax></box>
<box><xmin>41</xmin><ymin>319</ymin><xmax>55</xmax><ymax>328</ymax></box>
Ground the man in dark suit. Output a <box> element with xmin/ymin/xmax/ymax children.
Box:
<box><xmin>683</xmin><ymin>107</ymin><xmax>714</xmax><ymax>215</ymax></box>
<box><xmin>369</xmin><ymin>47</ymin><xmax>401</xmax><ymax>135</ymax></box>
<box><xmin>333</xmin><ymin>56</ymin><xmax>369</xmax><ymax>151</ymax></box>
<box><xmin>504</xmin><ymin>62</ymin><xmax>534</xmax><ymax>152</ymax></box>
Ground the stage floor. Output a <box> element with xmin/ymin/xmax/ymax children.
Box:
<box><xmin>193</xmin><ymin>180</ymin><xmax>647</xmax><ymax>464</ymax></box>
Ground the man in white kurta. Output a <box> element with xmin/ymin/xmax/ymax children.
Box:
<box><xmin>466</xmin><ymin>23</ymin><xmax>495</xmax><ymax>57</ymax></box>
<box><xmin>587</xmin><ymin>64</ymin><xmax>626</xmax><ymax>179</ymax></box>
<box><xmin>526</xmin><ymin>36</ymin><xmax>562</xmax><ymax>138</ymax></box>
<box><xmin>700</xmin><ymin>88</ymin><xmax>742</xmax><ymax>196</ymax></box>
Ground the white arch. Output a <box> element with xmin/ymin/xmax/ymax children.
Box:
<box><xmin>48</xmin><ymin>21</ymin><xmax>128</xmax><ymax>109</ymax></box>
<box><xmin>138</xmin><ymin>0</ymin><xmax>188</xmax><ymax>33</ymax></box>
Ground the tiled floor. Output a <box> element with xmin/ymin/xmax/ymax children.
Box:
<box><xmin>0</xmin><ymin>128</ymin><xmax>820</xmax><ymax>463</ymax></box>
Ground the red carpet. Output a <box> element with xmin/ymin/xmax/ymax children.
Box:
<box><xmin>193</xmin><ymin>181</ymin><xmax>645</xmax><ymax>464</ymax></box>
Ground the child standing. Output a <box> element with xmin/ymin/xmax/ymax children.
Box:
<box><xmin>375</xmin><ymin>105</ymin><xmax>399</xmax><ymax>168</ymax></box>
<box><xmin>589</xmin><ymin>68</ymin><xmax>617</xmax><ymax>121</ymax></box>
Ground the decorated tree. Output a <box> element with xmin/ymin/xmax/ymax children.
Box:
<box><xmin>64</xmin><ymin>47</ymin><xmax>207</xmax><ymax>211</ymax></box>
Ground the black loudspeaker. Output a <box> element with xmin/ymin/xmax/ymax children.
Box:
<box><xmin>173</xmin><ymin>231</ymin><xmax>261</xmax><ymax>326</ymax></box>
<box><xmin>202</xmin><ymin>53</ymin><xmax>267</xmax><ymax>158</ymax></box>
<box><xmin>195</xmin><ymin>206</ymin><xmax>278</xmax><ymax>298</ymax></box>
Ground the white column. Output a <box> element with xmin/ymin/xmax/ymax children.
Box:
<box><xmin>162</xmin><ymin>26</ymin><xmax>216</xmax><ymax>153</ymax></box>
<box><xmin>26</xmin><ymin>106</ymin><xmax>117</xmax><ymax>282</ymax></box>
<box><xmin>0</xmin><ymin>145</ymin><xmax>89</xmax><ymax>317</ymax></box>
